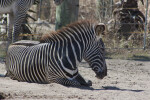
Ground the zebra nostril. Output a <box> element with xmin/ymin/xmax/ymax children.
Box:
<box><xmin>93</xmin><ymin>67</ymin><xmax>99</xmax><ymax>72</ymax></box>
<box><xmin>95</xmin><ymin>68</ymin><xmax>107</xmax><ymax>79</ymax></box>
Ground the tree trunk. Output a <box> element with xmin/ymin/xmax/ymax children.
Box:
<box><xmin>55</xmin><ymin>0</ymin><xmax>79</xmax><ymax>30</ymax></box>
<box><xmin>36</xmin><ymin>0</ymin><xmax>51</xmax><ymax>21</ymax></box>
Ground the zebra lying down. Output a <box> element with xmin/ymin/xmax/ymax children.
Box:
<box><xmin>6</xmin><ymin>20</ymin><xmax>107</xmax><ymax>86</ymax></box>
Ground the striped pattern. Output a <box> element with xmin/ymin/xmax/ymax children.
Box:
<box><xmin>0</xmin><ymin>0</ymin><xmax>14</xmax><ymax>7</ymax></box>
<box><xmin>0</xmin><ymin>0</ymin><xmax>66</xmax><ymax>48</ymax></box>
<box><xmin>0</xmin><ymin>0</ymin><xmax>37</xmax><ymax>49</ymax></box>
<box><xmin>6</xmin><ymin>20</ymin><xmax>107</xmax><ymax>86</ymax></box>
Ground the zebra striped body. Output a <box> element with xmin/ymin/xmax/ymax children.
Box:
<box><xmin>0</xmin><ymin>1</ymin><xmax>15</xmax><ymax>13</ymax></box>
<box><xmin>0</xmin><ymin>0</ymin><xmax>36</xmax><ymax>50</ymax></box>
<box><xmin>6</xmin><ymin>20</ymin><xmax>107</xmax><ymax>86</ymax></box>
<box><xmin>0</xmin><ymin>0</ymin><xmax>64</xmax><ymax>49</ymax></box>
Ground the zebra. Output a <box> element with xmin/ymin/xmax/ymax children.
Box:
<box><xmin>0</xmin><ymin>0</ymin><xmax>64</xmax><ymax>48</ymax></box>
<box><xmin>6</xmin><ymin>20</ymin><xmax>107</xmax><ymax>87</ymax></box>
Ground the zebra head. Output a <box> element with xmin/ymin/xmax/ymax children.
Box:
<box><xmin>54</xmin><ymin>0</ymin><xmax>64</xmax><ymax>5</ymax></box>
<box><xmin>83</xmin><ymin>23</ymin><xmax>107</xmax><ymax>79</ymax></box>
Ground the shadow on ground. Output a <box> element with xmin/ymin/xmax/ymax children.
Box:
<box><xmin>101</xmin><ymin>86</ymin><xmax>144</xmax><ymax>92</ymax></box>
<box><xmin>0</xmin><ymin>74</ymin><xmax>5</xmax><ymax>77</ymax></box>
<box><xmin>77</xmin><ymin>86</ymin><xmax>144</xmax><ymax>92</ymax></box>
<box><xmin>0</xmin><ymin>92</ymin><xmax>5</xmax><ymax>99</ymax></box>
<box><xmin>128</xmin><ymin>55</ymin><xmax>150</xmax><ymax>61</ymax></box>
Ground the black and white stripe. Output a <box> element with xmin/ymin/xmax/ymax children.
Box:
<box><xmin>0</xmin><ymin>0</ymin><xmax>14</xmax><ymax>7</ymax></box>
<box><xmin>0</xmin><ymin>0</ymin><xmax>37</xmax><ymax>50</ymax></box>
<box><xmin>0</xmin><ymin>0</ymin><xmax>64</xmax><ymax>49</ymax></box>
<box><xmin>6</xmin><ymin>20</ymin><xmax>107</xmax><ymax>86</ymax></box>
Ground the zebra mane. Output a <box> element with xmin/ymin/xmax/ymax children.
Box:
<box><xmin>40</xmin><ymin>20</ymin><xmax>95</xmax><ymax>43</ymax></box>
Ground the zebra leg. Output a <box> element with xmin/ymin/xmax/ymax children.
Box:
<box><xmin>4</xmin><ymin>70</ymin><xmax>16</xmax><ymax>79</ymax></box>
<box><xmin>56</xmin><ymin>78</ymin><xmax>81</xmax><ymax>87</ymax></box>
<box><xmin>12</xmin><ymin>11</ymin><xmax>27</xmax><ymax>42</ymax></box>
<box><xmin>75</xmin><ymin>73</ymin><xmax>92</xmax><ymax>86</ymax></box>
<box><xmin>46</xmin><ymin>71</ymin><xmax>81</xmax><ymax>86</ymax></box>
<box><xmin>7</xmin><ymin>14</ymin><xmax>14</xmax><ymax>49</ymax></box>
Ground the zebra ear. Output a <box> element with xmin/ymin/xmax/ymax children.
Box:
<box><xmin>95</xmin><ymin>23</ymin><xmax>105</xmax><ymax>36</ymax></box>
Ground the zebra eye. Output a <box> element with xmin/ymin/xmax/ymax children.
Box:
<box><xmin>101</xmin><ymin>47</ymin><xmax>105</xmax><ymax>54</ymax></box>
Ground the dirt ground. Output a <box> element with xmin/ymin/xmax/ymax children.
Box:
<box><xmin>0</xmin><ymin>59</ymin><xmax>150</xmax><ymax>100</ymax></box>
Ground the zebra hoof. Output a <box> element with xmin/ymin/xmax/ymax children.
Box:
<box><xmin>87</xmin><ymin>80</ymin><xmax>92</xmax><ymax>86</ymax></box>
<box><xmin>84</xmin><ymin>80</ymin><xmax>92</xmax><ymax>86</ymax></box>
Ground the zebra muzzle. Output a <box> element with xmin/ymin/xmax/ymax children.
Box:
<box><xmin>95</xmin><ymin>74</ymin><xmax>105</xmax><ymax>79</ymax></box>
<box><xmin>95</xmin><ymin>69</ymin><xmax>107</xmax><ymax>79</ymax></box>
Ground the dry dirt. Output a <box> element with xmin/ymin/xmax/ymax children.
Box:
<box><xmin>0</xmin><ymin>59</ymin><xmax>150</xmax><ymax>100</ymax></box>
